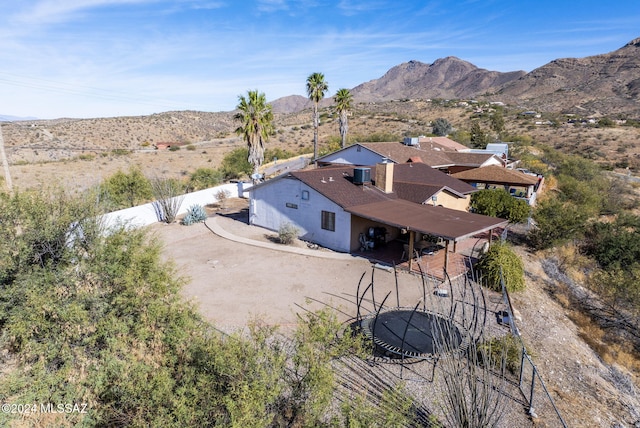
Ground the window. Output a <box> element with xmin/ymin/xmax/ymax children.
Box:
<box><xmin>286</xmin><ymin>202</ymin><xmax>298</xmax><ymax>209</ymax></box>
<box><xmin>301</xmin><ymin>190</ymin><xmax>309</xmax><ymax>200</ymax></box>
<box><xmin>321</xmin><ymin>211</ymin><xmax>335</xmax><ymax>231</ymax></box>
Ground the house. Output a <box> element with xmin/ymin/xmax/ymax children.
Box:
<box><xmin>155</xmin><ymin>142</ymin><xmax>184</xmax><ymax>150</ymax></box>
<box><xmin>315</xmin><ymin>141</ymin><xmax>505</xmax><ymax>173</ymax></box>
<box><xmin>249</xmin><ymin>162</ymin><xmax>507</xmax><ymax>263</ymax></box>
<box><xmin>452</xmin><ymin>165</ymin><xmax>544</xmax><ymax>205</ymax></box>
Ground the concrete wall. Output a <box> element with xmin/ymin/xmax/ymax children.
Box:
<box><xmin>101</xmin><ymin>182</ymin><xmax>251</xmax><ymax>231</ymax></box>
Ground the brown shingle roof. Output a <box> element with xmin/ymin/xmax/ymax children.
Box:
<box><xmin>391</xmin><ymin>162</ymin><xmax>475</xmax><ymax>195</ymax></box>
<box><xmin>359</xmin><ymin>142</ymin><xmax>454</xmax><ymax>168</ymax></box>
<box><xmin>452</xmin><ymin>165</ymin><xmax>540</xmax><ymax>186</ymax></box>
<box><xmin>291</xmin><ymin>166</ymin><xmax>396</xmax><ymax>208</ymax></box>
<box><xmin>445</xmin><ymin>151</ymin><xmax>501</xmax><ymax>167</ymax></box>
<box><xmin>346</xmin><ymin>200</ymin><xmax>508</xmax><ymax>242</ymax></box>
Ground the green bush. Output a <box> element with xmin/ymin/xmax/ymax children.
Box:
<box><xmin>187</xmin><ymin>167</ymin><xmax>223</xmax><ymax>191</ymax></box>
<box><xmin>220</xmin><ymin>148</ymin><xmax>252</xmax><ymax>180</ymax></box>
<box><xmin>101</xmin><ymin>168</ymin><xmax>153</xmax><ymax>209</ymax></box>
<box><xmin>470</xmin><ymin>189</ymin><xmax>530</xmax><ymax>223</ymax></box>
<box><xmin>476</xmin><ymin>242</ymin><xmax>525</xmax><ymax>292</ymax></box>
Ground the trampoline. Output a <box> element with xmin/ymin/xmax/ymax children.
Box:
<box><xmin>361</xmin><ymin>308</ymin><xmax>463</xmax><ymax>359</ymax></box>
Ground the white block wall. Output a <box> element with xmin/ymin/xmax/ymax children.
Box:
<box><xmin>101</xmin><ymin>182</ymin><xmax>251</xmax><ymax>231</ymax></box>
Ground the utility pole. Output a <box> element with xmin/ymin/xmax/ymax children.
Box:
<box><xmin>0</xmin><ymin>124</ymin><xmax>13</xmax><ymax>194</ymax></box>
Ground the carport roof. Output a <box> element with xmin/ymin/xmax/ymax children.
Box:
<box><xmin>346</xmin><ymin>199</ymin><xmax>508</xmax><ymax>242</ymax></box>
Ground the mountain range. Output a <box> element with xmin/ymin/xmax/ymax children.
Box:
<box><xmin>271</xmin><ymin>37</ymin><xmax>640</xmax><ymax>116</ymax></box>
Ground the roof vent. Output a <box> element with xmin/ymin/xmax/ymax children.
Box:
<box><xmin>353</xmin><ymin>167</ymin><xmax>371</xmax><ymax>185</ymax></box>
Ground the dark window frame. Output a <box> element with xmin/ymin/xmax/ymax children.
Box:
<box><xmin>321</xmin><ymin>210</ymin><xmax>336</xmax><ymax>231</ymax></box>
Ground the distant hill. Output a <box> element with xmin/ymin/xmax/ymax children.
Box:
<box><xmin>270</xmin><ymin>95</ymin><xmax>311</xmax><ymax>114</ymax></box>
<box><xmin>495</xmin><ymin>37</ymin><xmax>640</xmax><ymax>115</ymax></box>
<box><xmin>270</xmin><ymin>37</ymin><xmax>640</xmax><ymax>116</ymax></box>
<box><xmin>350</xmin><ymin>57</ymin><xmax>525</xmax><ymax>102</ymax></box>
<box><xmin>0</xmin><ymin>114</ymin><xmax>38</xmax><ymax>122</ymax></box>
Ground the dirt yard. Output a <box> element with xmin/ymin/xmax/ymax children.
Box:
<box><xmin>149</xmin><ymin>199</ymin><xmax>640</xmax><ymax>427</ymax></box>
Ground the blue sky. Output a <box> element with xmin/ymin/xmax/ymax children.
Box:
<box><xmin>1</xmin><ymin>0</ymin><xmax>639</xmax><ymax>119</ymax></box>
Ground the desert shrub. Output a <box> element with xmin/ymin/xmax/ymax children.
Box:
<box><xmin>150</xmin><ymin>177</ymin><xmax>185</xmax><ymax>223</ymax></box>
<box><xmin>181</xmin><ymin>204</ymin><xmax>207</xmax><ymax>225</ymax></box>
<box><xmin>476</xmin><ymin>242</ymin><xmax>525</xmax><ymax>292</ymax></box>
<box><xmin>215</xmin><ymin>189</ymin><xmax>231</xmax><ymax>208</ymax></box>
<box><xmin>169</xmin><ymin>145</ymin><xmax>180</xmax><ymax>151</ymax></box>
<box><xmin>432</xmin><ymin>118</ymin><xmax>452</xmax><ymax>136</ymax></box>
<box><xmin>185</xmin><ymin>144</ymin><xmax>196</xmax><ymax>151</ymax></box>
<box><xmin>220</xmin><ymin>148</ymin><xmax>252</xmax><ymax>180</ymax></box>
<box><xmin>278</xmin><ymin>222</ymin><xmax>298</xmax><ymax>245</ymax></box>
<box><xmin>470</xmin><ymin>189</ymin><xmax>530</xmax><ymax>223</ymax></box>
<box><xmin>187</xmin><ymin>167</ymin><xmax>223</xmax><ymax>191</ymax></box>
<box><xmin>101</xmin><ymin>167</ymin><xmax>153</xmax><ymax>209</ymax></box>
<box><xmin>582</xmin><ymin>214</ymin><xmax>640</xmax><ymax>270</ymax></box>
<box><xmin>478</xmin><ymin>334</ymin><xmax>523</xmax><ymax>375</ymax></box>
<box><xmin>529</xmin><ymin>199</ymin><xmax>587</xmax><ymax>250</ymax></box>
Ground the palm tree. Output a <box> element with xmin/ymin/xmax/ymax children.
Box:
<box><xmin>234</xmin><ymin>90</ymin><xmax>274</xmax><ymax>183</ymax></box>
<box><xmin>333</xmin><ymin>88</ymin><xmax>352</xmax><ymax>148</ymax></box>
<box><xmin>306</xmin><ymin>72</ymin><xmax>328</xmax><ymax>161</ymax></box>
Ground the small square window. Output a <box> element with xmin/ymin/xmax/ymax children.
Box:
<box><xmin>321</xmin><ymin>210</ymin><xmax>335</xmax><ymax>231</ymax></box>
<box><xmin>301</xmin><ymin>190</ymin><xmax>309</xmax><ymax>200</ymax></box>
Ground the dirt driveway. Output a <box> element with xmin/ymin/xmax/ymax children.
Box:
<box><xmin>149</xmin><ymin>206</ymin><xmax>426</xmax><ymax>333</ymax></box>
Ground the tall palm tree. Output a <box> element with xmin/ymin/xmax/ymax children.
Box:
<box><xmin>306</xmin><ymin>72</ymin><xmax>328</xmax><ymax>161</ymax></box>
<box><xmin>333</xmin><ymin>88</ymin><xmax>352</xmax><ymax>149</ymax></box>
<box><xmin>234</xmin><ymin>90</ymin><xmax>274</xmax><ymax>183</ymax></box>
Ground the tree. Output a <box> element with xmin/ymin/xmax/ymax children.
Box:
<box><xmin>432</xmin><ymin>118</ymin><xmax>452</xmax><ymax>136</ymax></box>
<box><xmin>334</xmin><ymin>88</ymin><xmax>352</xmax><ymax>148</ymax></box>
<box><xmin>490</xmin><ymin>110</ymin><xmax>505</xmax><ymax>138</ymax></box>
<box><xmin>234</xmin><ymin>90</ymin><xmax>274</xmax><ymax>182</ymax></box>
<box><xmin>306</xmin><ymin>72</ymin><xmax>329</xmax><ymax>161</ymax></box>
<box><xmin>470</xmin><ymin>121</ymin><xmax>488</xmax><ymax>148</ymax></box>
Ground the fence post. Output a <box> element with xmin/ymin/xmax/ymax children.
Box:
<box><xmin>528</xmin><ymin>363</ymin><xmax>538</xmax><ymax>418</ymax></box>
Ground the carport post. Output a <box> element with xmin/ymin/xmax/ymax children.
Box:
<box><xmin>443</xmin><ymin>240</ymin><xmax>450</xmax><ymax>276</ymax></box>
<box><xmin>408</xmin><ymin>230</ymin><xmax>416</xmax><ymax>271</ymax></box>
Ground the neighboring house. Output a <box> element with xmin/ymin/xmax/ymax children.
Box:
<box><xmin>155</xmin><ymin>142</ymin><xmax>184</xmax><ymax>150</ymax></box>
<box><xmin>249</xmin><ymin>162</ymin><xmax>506</xmax><ymax>255</ymax></box>
<box><xmin>452</xmin><ymin>165</ymin><xmax>544</xmax><ymax>205</ymax></box>
<box><xmin>315</xmin><ymin>141</ymin><xmax>505</xmax><ymax>174</ymax></box>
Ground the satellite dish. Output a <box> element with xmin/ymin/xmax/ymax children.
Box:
<box><xmin>250</xmin><ymin>173</ymin><xmax>263</xmax><ymax>180</ymax></box>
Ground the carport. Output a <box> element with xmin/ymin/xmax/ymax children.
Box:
<box><xmin>346</xmin><ymin>199</ymin><xmax>509</xmax><ymax>273</ymax></box>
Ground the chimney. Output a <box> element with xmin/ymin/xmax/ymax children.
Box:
<box><xmin>375</xmin><ymin>160</ymin><xmax>394</xmax><ymax>193</ymax></box>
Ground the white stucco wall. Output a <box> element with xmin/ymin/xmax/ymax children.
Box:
<box><xmin>317</xmin><ymin>145</ymin><xmax>385</xmax><ymax>166</ymax></box>
<box><xmin>101</xmin><ymin>182</ymin><xmax>251</xmax><ymax>231</ymax></box>
<box><xmin>249</xmin><ymin>177</ymin><xmax>352</xmax><ymax>252</ymax></box>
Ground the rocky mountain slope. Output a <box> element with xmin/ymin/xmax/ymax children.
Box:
<box><xmin>495</xmin><ymin>37</ymin><xmax>640</xmax><ymax>115</ymax></box>
<box><xmin>350</xmin><ymin>57</ymin><xmax>525</xmax><ymax>102</ymax></box>
<box><xmin>270</xmin><ymin>37</ymin><xmax>640</xmax><ymax>116</ymax></box>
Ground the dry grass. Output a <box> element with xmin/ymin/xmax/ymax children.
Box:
<box><xmin>3</xmin><ymin>100</ymin><xmax>639</xmax><ymax>193</ymax></box>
